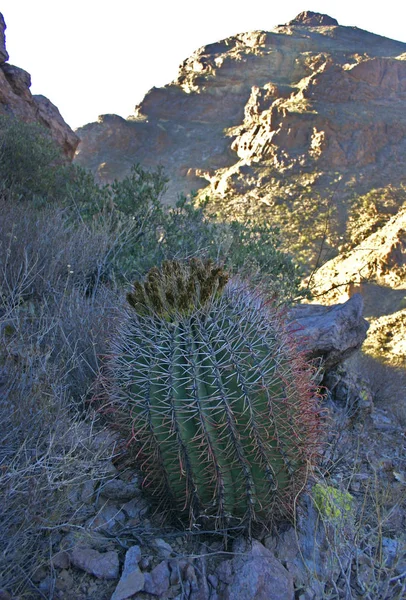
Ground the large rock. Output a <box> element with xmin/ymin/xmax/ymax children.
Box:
<box><xmin>70</xmin><ymin>546</ymin><xmax>119</xmax><ymax>580</ymax></box>
<box><xmin>216</xmin><ymin>539</ymin><xmax>294</xmax><ymax>600</ymax></box>
<box><xmin>0</xmin><ymin>12</ymin><xmax>79</xmax><ymax>159</ymax></box>
<box><xmin>287</xmin><ymin>294</ymin><xmax>369</xmax><ymax>368</ymax></box>
<box><xmin>306</xmin><ymin>207</ymin><xmax>406</xmax><ymax>306</ymax></box>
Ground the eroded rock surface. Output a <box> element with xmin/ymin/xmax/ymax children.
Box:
<box><xmin>216</xmin><ymin>539</ymin><xmax>294</xmax><ymax>600</ymax></box>
<box><xmin>287</xmin><ymin>293</ymin><xmax>369</xmax><ymax>368</ymax></box>
<box><xmin>308</xmin><ymin>206</ymin><xmax>406</xmax><ymax>306</ymax></box>
<box><xmin>0</xmin><ymin>12</ymin><xmax>79</xmax><ymax>159</ymax></box>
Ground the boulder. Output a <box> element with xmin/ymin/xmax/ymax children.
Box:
<box><xmin>216</xmin><ymin>539</ymin><xmax>294</xmax><ymax>600</ymax></box>
<box><xmin>70</xmin><ymin>546</ymin><xmax>119</xmax><ymax>579</ymax></box>
<box><xmin>287</xmin><ymin>294</ymin><xmax>369</xmax><ymax>368</ymax></box>
<box><xmin>33</xmin><ymin>94</ymin><xmax>80</xmax><ymax>159</ymax></box>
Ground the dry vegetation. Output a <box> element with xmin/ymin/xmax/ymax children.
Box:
<box><xmin>1</xmin><ymin>117</ymin><xmax>405</xmax><ymax>599</ymax></box>
<box><xmin>0</xmin><ymin>196</ymin><xmax>128</xmax><ymax>595</ymax></box>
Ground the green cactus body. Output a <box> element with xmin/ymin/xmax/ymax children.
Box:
<box><xmin>106</xmin><ymin>260</ymin><xmax>321</xmax><ymax>528</ymax></box>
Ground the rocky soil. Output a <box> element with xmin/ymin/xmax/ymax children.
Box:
<box><xmin>3</xmin><ymin>295</ymin><xmax>405</xmax><ymax>600</ymax></box>
<box><xmin>2</xmin><ymin>357</ymin><xmax>404</xmax><ymax>600</ymax></box>
<box><xmin>0</xmin><ymin>13</ymin><xmax>78</xmax><ymax>159</ymax></box>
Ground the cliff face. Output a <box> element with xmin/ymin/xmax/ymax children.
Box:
<box><xmin>75</xmin><ymin>12</ymin><xmax>406</xmax><ymax>206</ymax></box>
<box><xmin>0</xmin><ymin>13</ymin><xmax>79</xmax><ymax>159</ymax></box>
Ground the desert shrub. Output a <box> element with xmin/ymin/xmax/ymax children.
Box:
<box><xmin>0</xmin><ymin>318</ymin><xmax>116</xmax><ymax>595</ymax></box>
<box><xmin>0</xmin><ymin>113</ymin><xmax>302</xmax><ymax>300</ymax></box>
<box><xmin>61</xmin><ymin>163</ymin><xmax>303</xmax><ymax>301</ymax></box>
<box><xmin>223</xmin><ymin>218</ymin><xmax>303</xmax><ymax>300</ymax></box>
<box><xmin>0</xmin><ymin>193</ymin><xmax>125</xmax><ymax>595</ymax></box>
<box><xmin>0</xmin><ymin>114</ymin><xmax>70</xmax><ymax>201</ymax></box>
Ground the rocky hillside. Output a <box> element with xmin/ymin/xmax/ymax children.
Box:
<box><xmin>0</xmin><ymin>13</ymin><xmax>78</xmax><ymax>159</ymax></box>
<box><xmin>306</xmin><ymin>203</ymin><xmax>406</xmax><ymax>369</ymax></box>
<box><xmin>308</xmin><ymin>205</ymin><xmax>406</xmax><ymax>306</ymax></box>
<box><xmin>75</xmin><ymin>11</ymin><xmax>406</xmax><ymax>266</ymax></box>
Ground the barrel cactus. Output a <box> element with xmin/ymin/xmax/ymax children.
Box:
<box><xmin>105</xmin><ymin>259</ymin><xmax>322</xmax><ymax>530</ymax></box>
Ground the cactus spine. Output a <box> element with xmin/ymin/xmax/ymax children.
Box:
<box><xmin>106</xmin><ymin>259</ymin><xmax>321</xmax><ymax>529</ymax></box>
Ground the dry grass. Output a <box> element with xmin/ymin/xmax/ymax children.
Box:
<box><xmin>348</xmin><ymin>352</ymin><xmax>406</xmax><ymax>427</ymax></box>
<box><xmin>0</xmin><ymin>199</ymin><xmax>126</xmax><ymax>597</ymax></box>
<box><xmin>298</xmin><ymin>371</ymin><xmax>406</xmax><ymax>600</ymax></box>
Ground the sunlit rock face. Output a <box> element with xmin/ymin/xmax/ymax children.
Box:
<box><xmin>75</xmin><ymin>11</ymin><xmax>406</xmax><ymax>208</ymax></box>
<box><xmin>0</xmin><ymin>13</ymin><xmax>79</xmax><ymax>159</ymax></box>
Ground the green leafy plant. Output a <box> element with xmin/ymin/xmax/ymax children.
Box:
<box><xmin>0</xmin><ymin>115</ymin><xmax>67</xmax><ymax>200</ymax></box>
<box><xmin>104</xmin><ymin>259</ymin><xmax>322</xmax><ymax>530</ymax></box>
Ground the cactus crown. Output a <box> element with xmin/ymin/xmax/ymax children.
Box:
<box><xmin>126</xmin><ymin>258</ymin><xmax>229</xmax><ymax>319</ymax></box>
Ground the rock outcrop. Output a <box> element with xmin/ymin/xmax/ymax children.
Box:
<box><xmin>75</xmin><ymin>11</ymin><xmax>406</xmax><ymax>215</ymax></box>
<box><xmin>288</xmin><ymin>11</ymin><xmax>339</xmax><ymax>27</ymax></box>
<box><xmin>0</xmin><ymin>13</ymin><xmax>79</xmax><ymax>159</ymax></box>
<box><xmin>308</xmin><ymin>206</ymin><xmax>406</xmax><ymax>306</ymax></box>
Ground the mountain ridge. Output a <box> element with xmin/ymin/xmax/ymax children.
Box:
<box><xmin>75</xmin><ymin>12</ymin><xmax>406</xmax><ymax>271</ymax></box>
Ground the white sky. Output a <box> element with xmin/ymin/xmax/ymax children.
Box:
<box><xmin>1</xmin><ymin>1</ymin><xmax>405</xmax><ymax>130</ymax></box>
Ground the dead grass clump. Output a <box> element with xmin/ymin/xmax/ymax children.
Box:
<box><xmin>347</xmin><ymin>352</ymin><xmax>406</xmax><ymax>427</ymax></box>
<box><xmin>0</xmin><ymin>199</ymin><xmax>126</xmax><ymax>596</ymax></box>
<box><xmin>302</xmin><ymin>368</ymin><xmax>406</xmax><ymax>599</ymax></box>
<box><xmin>0</xmin><ymin>316</ymin><xmax>118</xmax><ymax>596</ymax></box>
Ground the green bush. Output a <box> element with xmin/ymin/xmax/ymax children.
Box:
<box><xmin>0</xmin><ymin>115</ymin><xmax>68</xmax><ymax>200</ymax></box>
<box><xmin>0</xmin><ymin>113</ymin><xmax>303</xmax><ymax>302</ymax></box>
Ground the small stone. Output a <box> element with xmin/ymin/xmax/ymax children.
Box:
<box><xmin>111</xmin><ymin>546</ymin><xmax>145</xmax><ymax>600</ymax></box>
<box><xmin>209</xmin><ymin>541</ymin><xmax>223</xmax><ymax>552</ymax></box>
<box><xmin>32</xmin><ymin>566</ymin><xmax>48</xmax><ymax>583</ymax></box>
<box><xmin>55</xmin><ymin>569</ymin><xmax>73</xmax><ymax>591</ymax></box>
<box><xmin>207</xmin><ymin>574</ymin><xmax>218</xmax><ymax>588</ymax></box>
<box><xmin>59</xmin><ymin>569</ymin><xmax>74</xmax><ymax>585</ymax></box>
<box><xmin>70</xmin><ymin>546</ymin><xmax>119</xmax><ymax>579</ymax></box>
<box><xmin>139</xmin><ymin>556</ymin><xmax>151</xmax><ymax>570</ymax></box>
<box><xmin>143</xmin><ymin>560</ymin><xmax>171</xmax><ymax>596</ymax></box>
<box><xmin>126</xmin><ymin>544</ymin><xmax>142</xmax><ymax>564</ymax></box>
<box><xmin>184</xmin><ymin>564</ymin><xmax>198</xmax><ymax>592</ymax></box>
<box><xmin>39</xmin><ymin>577</ymin><xmax>52</xmax><ymax>593</ymax></box>
<box><xmin>169</xmin><ymin>559</ymin><xmax>188</xmax><ymax>585</ymax></box>
<box><xmin>99</xmin><ymin>478</ymin><xmax>140</xmax><ymax>501</ymax></box>
<box><xmin>86</xmin><ymin>504</ymin><xmax>126</xmax><ymax>531</ymax></box>
<box><xmin>81</xmin><ymin>480</ymin><xmax>95</xmax><ymax>504</ymax></box>
<box><xmin>51</xmin><ymin>550</ymin><xmax>70</xmax><ymax>569</ymax></box>
<box><xmin>121</xmin><ymin>497</ymin><xmax>148</xmax><ymax>519</ymax></box>
<box><xmin>154</xmin><ymin>538</ymin><xmax>173</xmax><ymax>559</ymax></box>
<box><xmin>216</xmin><ymin>540</ymin><xmax>294</xmax><ymax>600</ymax></box>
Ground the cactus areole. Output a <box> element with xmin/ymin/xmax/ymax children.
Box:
<box><xmin>107</xmin><ymin>259</ymin><xmax>321</xmax><ymax>529</ymax></box>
